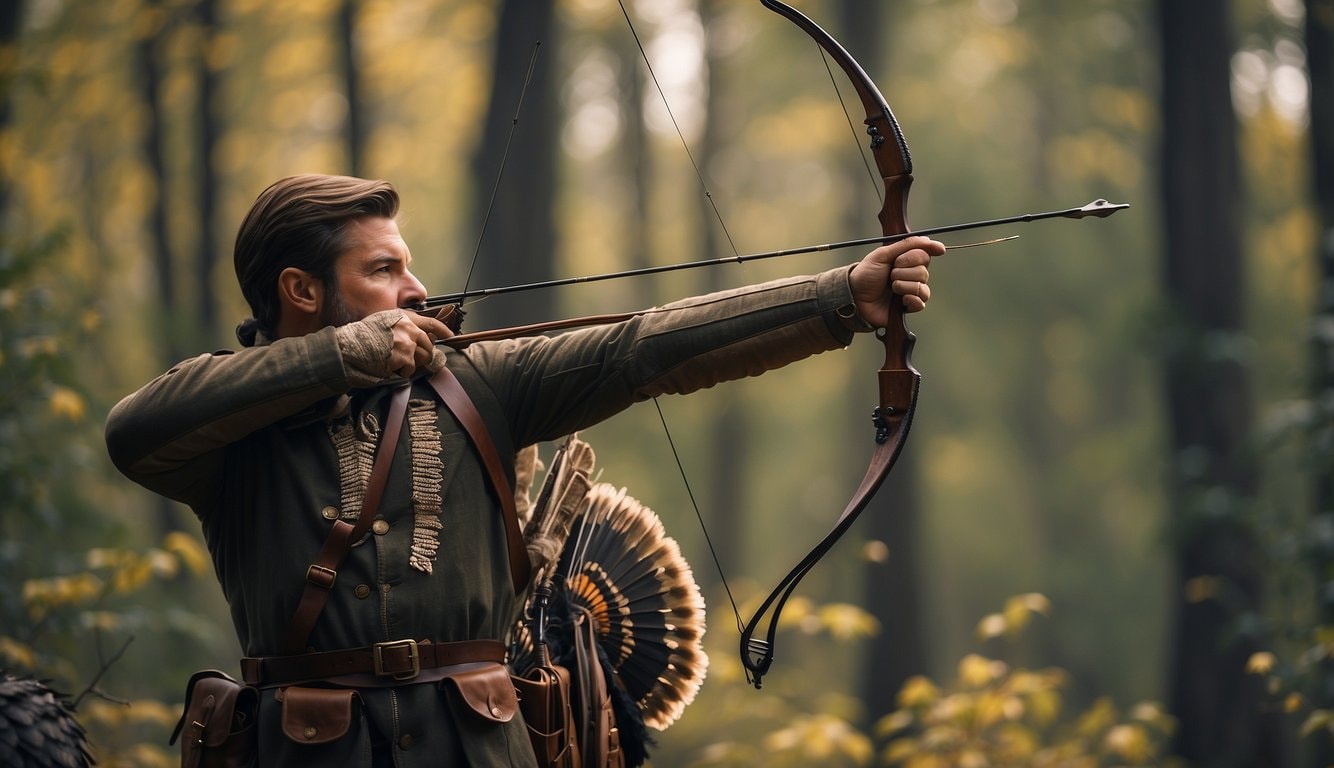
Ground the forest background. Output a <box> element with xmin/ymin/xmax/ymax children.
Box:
<box><xmin>0</xmin><ymin>0</ymin><xmax>1328</xmax><ymax>766</ymax></box>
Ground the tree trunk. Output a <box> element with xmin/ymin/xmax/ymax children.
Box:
<box><xmin>1307</xmin><ymin>0</ymin><xmax>1334</xmax><ymax>763</ymax></box>
<box><xmin>0</xmin><ymin>0</ymin><xmax>19</xmax><ymax>221</ymax></box>
<box><xmin>616</xmin><ymin>6</ymin><xmax>651</xmax><ymax>313</ymax></box>
<box><xmin>836</xmin><ymin>0</ymin><xmax>929</xmax><ymax>725</ymax></box>
<box><xmin>134</xmin><ymin>0</ymin><xmax>186</xmax><ymax>537</ymax></box>
<box><xmin>337</xmin><ymin>0</ymin><xmax>366</xmax><ymax>177</ymax></box>
<box><xmin>693</xmin><ymin>0</ymin><xmax>748</xmax><ymax>594</ymax></box>
<box><xmin>1157</xmin><ymin>2</ymin><xmax>1287</xmax><ymax>764</ymax></box>
<box><xmin>194</xmin><ymin>0</ymin><xmax>220</xmax><ymax>342</ymax></box>
<box><xmin>467</xmin><ymin>0</ymin><xmax>558</xmax><ymax>329</ymax></box>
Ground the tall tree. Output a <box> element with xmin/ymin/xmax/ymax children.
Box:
<box><xmin>337</xmin><ymin>0</ymin><xmax>365</xmax><ymax>177</ymax></box>
<box><xmin>194</xmin><ymin>0</ymin><xmax>220</xmax><ymax>342</ymax></box>
<box><xmin>467</xmin><ymin>0</ymin><xmax>558</xmax><ymax>329</ymax></box>
<box><xmin>1306</xmin><ymin>0</ymin><xmax>1334</xmax><ymax>761</ymax></box>
<box><xmin>838</xmin><ymin>0</ymin><xmax>929</xmax><ymax>724</ymax></box>
<box><xmin>615</xmin><ymin>4</ymin><xmax>651</xmax><ymax>313</ymax></box>
<box><xmin>0</xmin><ymin>0</ymin><xmax>19</xmax><ymax>222</ymax></box>
<box><xmin>1157</xmin><ymin>2</ymin><xmax>1286</xmax><ymax>764</ymax></box>
<box><xmin>696</xmin><ymin>0</ymin><xmax>749</xmax><ymax>590</ymax></box>
<box><xmin>133</xmin><ymin>0</ymin><xmax>185</xmax><ymax>536</ymax></box>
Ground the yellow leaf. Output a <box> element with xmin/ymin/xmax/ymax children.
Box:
<box><xmin>818</xmin><ymin>603</ymin><xmax>880</xmax><ymax>640</ymax></box>
<box><xmin>977</xmin><ymin>613</ymin><xmax>1007</xmax><ymax>639</ymax></box>
<box><xmin>1017</xmin><ymin>593</ymin><xmax>1051</xmax><ymax>615</ymax></box>
<box><xmin>1003</xmin><ymin>598</ymin><xmax>1032</xmax><ymax>634</ymax></box>
<box><xmin>112</xmin><ymin>559</ymin><xmax>152</xmax><ymax>593</ymax></box>
<box><xmin>958</xmin><ymin>654</ymin><xmax>1006</xmax><ymax>689</ymax></box>
<box><xmin>862</xmin><ymin>539</ymin><xmax>890</xmax><ymax>564</ymax></box>
<box><xmin>1027</xmin><ymin>689</ymin><xmax>1062</xmax><ymax>727</ymax></box>
<box><xmin>1076</xmin><ymin>697</ymin><xmax>1117</xmax><ymax>736</ymax></box>
<box><xmin>877</xmin><ymin>710</ymin><xmax>915</xmax><ymax>737</ymax></box>
<box><xmin>898</xmin><ymin>676</ymin><xmax>940</xmax><ymax>709</ymax></box>
<box><xmin>0</xmin><ymin>636</ymin><xmax>36</xmax><ymax>669</ymax></box>
<box><xmin>146</xmin><ymin>548</ymin><xmax>179</xmax><ymax>578</ymax></box>
<box><xmin>48</xmin><ymin>385</ymin><xmax>85</xmax><ymax>421</ymax></box>
<box><xmin>1245</xmin><ymin>651</ymin><xmax>1276</xmax><ymax>674</ymax></box>
<box><xmin>1104</xmin><ymin>723</ymin><xmax>1151</xmax><ymax>762</ymax></box>
<box><xmin>1300</xmin><ymin>709</ymin><xmax>1334</xmax><ymax>738</ymax></box>
<box><xmin>164</xmin><ymin>532</ymin><xmax>210</xmax><ymax>576</ymax></box>
<box><xmin>884</xmin><ymin>737</ymin><xmax>921</xmax><ymax>764</ymax></box>
<box><xmin>1285</xmin><ymin>692</ymin><xmax>1304</xmax><ymax>713</ymax></box>
<box><xmin>775</xmin><ymin>595</ymin><xmax>814</xmax><ymax>628</ymax></box>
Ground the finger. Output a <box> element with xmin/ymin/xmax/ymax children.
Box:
<box><xmin>893</xmin><ymin>238</ymin><xmax>946</xmax><ymax>264</ymax></box>
<box><xmin>890</xmin><ymin>264</ymin><xmax>930</xmax><ymax>284</ymax></box>
<box><xmin>407</xmin><ymin>311</ymin><xmax>453</xmax><ymax>341</ymax></box>
<box><xmin>891</xmin><ymin>279</ymin><xmax>931</xmax><ymax>302</ymax></box>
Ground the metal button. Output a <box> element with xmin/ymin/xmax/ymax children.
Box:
<box><xmin>321</xmin><ymin>505</ymin><xmax>339</xmax><ymax>520</ymax></box>
<box><xmin>491</xmin><ymin>704</ymin><xmax>503</xmax><ymax>717</ymax></box>
<box><xmin>398</xmin><ymin>734</ymin><xmax>414</xmax><ymax>750</ymax></box>
<box><xmin>372</xmin><ymin>519</ymin><xmax>390</xmax><ymax>535</ymax></box>
<box><xmin>354</xmin><ymin>584</ymin><xmax>371</xmax><ymax>599</ymax></box>
<box><xmin>303</xmin><ymin>726</ymin><xmax>318</xmax><ymax>740</ymax></box>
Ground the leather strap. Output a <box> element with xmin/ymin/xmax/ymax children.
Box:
<box><xmin>282</xmin><ymin>384</ymin><xmax>412</xmax><ymax>654</ymax></box>
<box><xmin>242</xmin><ymin>639</ymin><xmax>506</xmax><ymax>687</ymax></box>
<box><xmin>427</xmin><ymin>366</ymin><xmax>531</xmax><ymax>593</ymax></box>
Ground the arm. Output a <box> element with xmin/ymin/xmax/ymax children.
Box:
<box><xmin>462</xmin><ymin>238</ymin><xmax>939</xmax><ymax>447</ymax></box>
<box><xmin>104</xmin><ymin>327</ymin><xmax>350</xmax><ymax>506</ymax></box>
<box><xmin>460</xmin><ymin>266</ymin><xmax>872</xmax><ymax>447</ymax></box>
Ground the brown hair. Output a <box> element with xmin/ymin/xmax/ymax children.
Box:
<box><xmin>233</xmin><ymin>174</ymin><xmax>399</xmax><ymax>345</ymax></box>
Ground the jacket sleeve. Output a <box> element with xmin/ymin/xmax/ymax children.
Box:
<box><xmin>458</xmin><ymin>266</ymin><xmax>866</xmax><ymax>447</ymax></box>
<box><xmin>104</xmin><ymin>326</ymin><xmax>350</xmax><ymax>506</ymax></box>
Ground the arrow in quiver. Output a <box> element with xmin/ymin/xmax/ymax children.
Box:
<box><xmin>510</xmin><ymin>437</ymin><xmax>708</xmax><ymax>768</ymax></box>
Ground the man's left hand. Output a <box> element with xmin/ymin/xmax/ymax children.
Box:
<box><xmin>849</xmin><ymin>236</ymin><xmax>943</xmax><ymax>327</ymax></box>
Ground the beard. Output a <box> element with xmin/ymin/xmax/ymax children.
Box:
<box><xmin>319</xmin><ymin>285</ymin><xmax>360</xmax><ymax>328</ymax></box>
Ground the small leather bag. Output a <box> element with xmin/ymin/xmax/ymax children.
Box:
<box><xmin>512</xmin><ymin>646</ymin><xmax>580</xmax><ymax>768</ymax></box>
<box><xmin>275</xmin><ymin>686</ymin><xmax>360</xmax><ymax>746</ymax></box>
<box><xmin>169</xmin><ymin>670</ymin><xmax>258</xmax><ymax>768</ymax></box>
<box><xmin>440</xmin><ymin>663</ymin><xmax>520</xmax><ymax>725</ymax></box>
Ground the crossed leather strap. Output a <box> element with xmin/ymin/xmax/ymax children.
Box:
<box><xmin>281</xmin><ymin>366</ymin><xmax>530</xmax><ymax>657</ymax></box>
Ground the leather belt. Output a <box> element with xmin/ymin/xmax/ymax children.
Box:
<box><xmin>240</xmin><ymin>639</ymin><xmax>506</xmax><ymax>687</ymax></box>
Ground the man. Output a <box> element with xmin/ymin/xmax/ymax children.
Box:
<box><xmin>105</xmin><ymin>174</ymin><xmax>938</xmax><ymax>766</ymax></box>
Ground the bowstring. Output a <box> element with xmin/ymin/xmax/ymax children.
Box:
<box><xmin>818</xmin><ymin>43</ymin><xmax>884</xmax><ymax>205</ymax></box>
<box><xmin>618</xmin><ymin>0</ymin><xmax>746</xmax><ymax>635</ymax></box>
<box><xmin>461</xmin><ymin>40</ymin><xmax>543</xmax><ymax>299</ymax></box>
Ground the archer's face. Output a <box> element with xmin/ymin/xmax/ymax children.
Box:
<box><xmin>323</xmin><ymin>216</ymin><xmax>427</xmax><ymax>326</ymax></box>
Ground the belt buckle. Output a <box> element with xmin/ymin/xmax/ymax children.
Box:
<box><xmin>372</xmin><ymin>639</ymin><xmax>420</xmax><ymax>681</ymax></box>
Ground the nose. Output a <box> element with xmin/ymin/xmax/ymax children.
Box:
<box><xmin>402</xmin><ymin>270</ymin><xmax>427</xmax><ymax>306</ymax></box>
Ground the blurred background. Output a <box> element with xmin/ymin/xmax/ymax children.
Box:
<box><xmin>0</xmin><ymin>0</ymin><xmax>1325</xmax><ymax>765</ymax></box>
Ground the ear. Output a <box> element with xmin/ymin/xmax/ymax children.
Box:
<box><xmin>277</xmin><ymin>267</ymin><xmax>325</xmax><ymax>320</ymax></box>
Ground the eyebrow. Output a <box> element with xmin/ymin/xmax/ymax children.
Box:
<box><xmin>364</xmin><ymin>253</ymin><xmax>408</xmax><ymax>271</ymax></box>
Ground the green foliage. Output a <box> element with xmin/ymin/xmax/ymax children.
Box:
<box><xmin>877</xmin><ymin>597</ymin><xmax>1175</xmax><ymax>768</ymax></box>
<box><xmin>3</xmin><ymin>535</ymin><xmax>208</xmax><ymax>768</ymax></box>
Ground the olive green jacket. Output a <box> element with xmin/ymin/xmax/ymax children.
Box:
<box><xmin>105</xmin><ymin>268</ymin><xmax>864</xmax><ymax>766</ymax></box>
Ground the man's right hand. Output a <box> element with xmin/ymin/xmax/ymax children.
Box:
<box><xmin>336</xmin><ymin>309</ymin><xmax>453</xmax><ymax>387</ymax></box>
<box><xmin>389</xmin><ymin>310</ymin><xmax>453</xmax><ymax>378</ymax></box>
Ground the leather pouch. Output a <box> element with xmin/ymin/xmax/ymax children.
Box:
<box><xmin>440</xmin><ymin>663</ymin><xmax>518</xmax><ymax>724</ymax></box>
<box><xmin>170</xmin><ymin>670</ymin><xmax>258</xmax><ymax>768</ymax></box>
<box><xmin>275</xmin><ymin>686</ymin><xmax>359</xmax><ymax>746</ymax></box>
<box><xmin>512</xmin><ymin>662</ymin><xmax>579</xmax><ymax>768</ymax></box>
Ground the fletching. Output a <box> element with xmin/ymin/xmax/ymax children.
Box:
<box><xmin>558</xmin><ymin>483</ymin><xmax>708</xmax><ymax>730</ymax></box>
<box><xmin>510</xmin><ymin>438</ymin><xmax>708</xmax><ymax>735</ymax></box>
